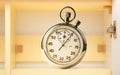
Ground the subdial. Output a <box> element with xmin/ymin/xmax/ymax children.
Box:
<box><xmin>57</xmin><ymin>30</ymin><xmax>71</xmax><ymax>43</ymax></box>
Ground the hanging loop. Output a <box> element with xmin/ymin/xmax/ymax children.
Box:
<box><xmin>60</xmin><ymin>6</ymin><xmax>76</xmax><ymax>23</ymax></box>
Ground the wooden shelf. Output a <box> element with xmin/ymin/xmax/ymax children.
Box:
<box><xmin>12</xmin><ymin>67</ymin><xmax>111</xmax><ymax>75</ymax></box>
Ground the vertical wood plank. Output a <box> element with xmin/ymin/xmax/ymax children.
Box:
<box><xmin>5</xmin><ymin>3</ymin><xmax>16</xmax><ymax>75</ymax></box>
<box><xmin>104</xmin><ymin>7</ymin><xmax>112</xmax><ymax>68</ymax></box>
<box><xmin>5</xmin><ymin>3</ymin><xmax>11</xmax><ymax>75</ymax></box>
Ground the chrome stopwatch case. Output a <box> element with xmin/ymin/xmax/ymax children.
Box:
<box><xmin>41</xmin><ymin>6</ymin><xmax>87</xmax><ymax>68</ymax></box>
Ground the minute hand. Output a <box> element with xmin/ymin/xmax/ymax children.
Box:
<box><xmin>59</xmin><ymin>33</ymin><xmax>73</xmax><ymax>51</ymax></box>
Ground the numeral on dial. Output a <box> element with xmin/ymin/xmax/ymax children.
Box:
<box><xmin>48</xmin><ymin>42</ymin><xmax>53</xmax><ymax>45</ymax></box>
<box><xmin>66</xmin><ymin>56</ymin><xmax>71</xmax><ymax>61</ymax></box>
<box><xmin>56</xmin><ymin>31</ymin><xmax>59</xmax><ymax>34</ymax></box>
<box><xmin>71</xmin><ymin>51</ymin><xmax>75</xmax><ymax>55</ymax></box>
<box><xmin>51</xmin><ymin>36</ymin><xmax>56</xmax><ymax>39</ymax></box>
<box><xmin>59</xmin><ymin>57</ymin><xmax>64</xmax><ymax>61</ymax></box>
<box><xmin>75</xmin><ymin>45</ymin><xmax>79</xmax><ymax>49</ymax></box>
<box><xmin>74</xmin><ymin>39</ymin><xmax>77</xmax><ymax>42</ymax></box>
<box><xmin>53</xmin><ymin>54</ymin><xmax>57</xmax><ymax>58</ymax></box>
<box><xmin>71</xmin><ymin>33</ymin><xmax>73</xmax><ymax>36</ymax></box>
<box><xmin>49</xmin><ymin>49</ymin><xmax>54</xmax><ymax>52</ymax></box>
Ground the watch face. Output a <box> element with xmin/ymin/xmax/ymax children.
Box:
<box><xmin>46</xmin><ymin>28</ymin><xmax>81</xmax><ymax>63</ymax></box>
<box><xmin>42</xmin><ymin>24</ymin><xmax>86</xmax><ymax>68</ymax></box>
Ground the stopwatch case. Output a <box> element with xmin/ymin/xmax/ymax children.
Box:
<box><xmin>41</xmin><ymin>23</ymin><xmax>87</xmax><ymax>68</ymax></box>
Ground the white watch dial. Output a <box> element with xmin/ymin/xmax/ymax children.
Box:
<box><xmin>46</xmin><ymin>28</ymin><xmax>81</xmax><ymax>64</ymax></box>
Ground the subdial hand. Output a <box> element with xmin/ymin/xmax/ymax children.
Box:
<box><xmin>58</xmin><ymin>33</ymin><xmax>73</xmax><ymax>51</ymax></box>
